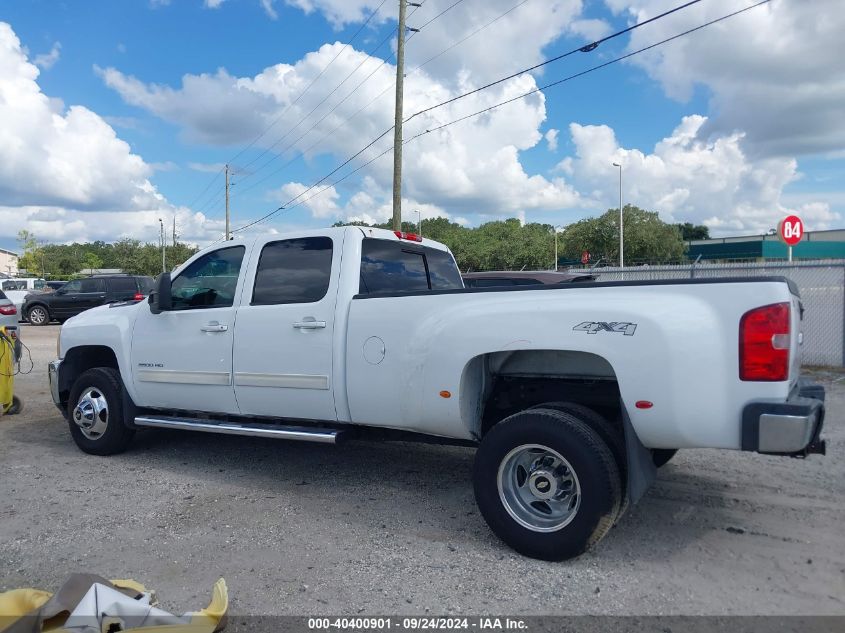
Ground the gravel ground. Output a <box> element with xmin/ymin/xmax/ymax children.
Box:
<box><xmin>1</xmin><ymin>325</ymin><xmax>843</xmax><ymax>616</ymax></box>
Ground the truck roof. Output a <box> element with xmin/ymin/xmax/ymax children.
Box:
<box><xmin>204</xmin><ymin>225</ymin><xmax>452</xmax><ymax>254</ymax></box>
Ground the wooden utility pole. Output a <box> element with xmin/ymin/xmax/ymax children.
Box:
<box><xmin>225</xmin><ymin>164</ymin><xmax>231</xmax><ymax>241</ymax></box>
<box><xmin>391</xmin><ymin>0</ymin><xmax>409</xmax><ymax>231</ymax></box>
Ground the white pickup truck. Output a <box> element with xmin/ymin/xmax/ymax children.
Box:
<box><xmin>48</xmin><ymin>227</ymin><xmax>826</xmax><ymax>560</ymax></box>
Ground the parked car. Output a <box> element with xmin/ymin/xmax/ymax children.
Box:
<box><xmin>49</xmin><ymin>227</ymin><xmax>825</xmax><ymax>561</ymax></box>
<box><xmin>24</xmin><ymin>275</ymin><xmax>154</xmax><ymax>325</ymax></box>
<box><xmin>462</xmin><ymin>270</ymin><xmax>596</xmax><ymax>287</ymax></box>
<box><xmin>2</xmin><ymin>278</ymin><xmax>48</xmax><ymax>320</ymax></box>
<box><xmin>0</xmin><ymin>290</ymin><xmax>19</xmax><ymax>332</ymax></box>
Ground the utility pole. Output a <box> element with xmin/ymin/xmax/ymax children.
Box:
<box><xmin>612</xmin><ymin>162</ymin><xmax>623</xmax><ymax>267</ymax></box>
<box><xmin>225</xmin><ymin>164</ymin><xmax>231</xmax><ymax>241</ymax></box>
<box><xmin>172</xmin><ymin>215</ymin><xmax>176</xmax><ymax>247</ymax></box>
<box><xmin>158</xmin><ymin>218</ymin><xmax>166</xmax><ymax>273</ymax></box>
<box><xmin>392</xmin><ymin>0</ymin><xmax>419</xmax><ymax>231</ymax></box>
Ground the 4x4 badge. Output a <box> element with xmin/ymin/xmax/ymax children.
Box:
<box><xmin>573</xmin><ymin>321</ymin><xmax>637</xmax><ymax>336</ymax></box>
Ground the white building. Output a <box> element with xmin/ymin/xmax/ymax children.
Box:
<box><xmin>0</xmin><ymin>248</ymin><xmax>19</xmax><ymax>276</ymax></box>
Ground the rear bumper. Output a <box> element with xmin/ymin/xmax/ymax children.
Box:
<box><xmin>741</xmin><ymin>379</ymin><xmax>826</xmax><ymax>457</ymax></box>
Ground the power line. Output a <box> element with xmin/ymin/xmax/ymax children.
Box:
<box><xmin>234</xmin><ymin>0</ymin><xmax>527</xmax><ymax>198</ymax></box>
<box><xmin>228</xmin><ymin>0</ymin><xmax>770</xmax><ymax>234</ymax></box>
<box><xmin>229</xmin><ymin>0</ymin><xmax>706</xmax><ymax>230</ymax></box>
<box><xmin>404</xmin><ymin>0</ymin><xmax>705</xmax><ymax>124</ymax></box>
<box><xmin>408</xmin><ymin>0</ymin><xmax>772</xmax><ymax>139</ymax></box>
<box><xmin>235</xmin><ymin>2</ymin><xmax>428</xmax><ymax>188</ymax></box>
<box><xmin>180</xmin><ymin>0</ymin><xmax>388</xmax><ymax>214</ymax></box>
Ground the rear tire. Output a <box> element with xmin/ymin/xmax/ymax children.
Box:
<box><xmin>474</xmin><ymin>407</ymin><xmax>621</xmax><ymax>561</ymax></box>
<box><xmin>26</xmin><ymin>305</ymin><xmax>50</xmax><ymax>326</ymax></box>
<box><xmin>530</xmin><ymin>401</ymin><xmax>628</xmax><ymax>521</ymax></box>
<box><xmin>67</xmin><ymin>367</ymin><xmax>134</xmax><ymax>455</ymax></box>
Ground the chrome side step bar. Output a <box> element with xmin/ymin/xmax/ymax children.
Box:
<box><xmin>134</xmin><ymin>415</ymin><xmax>344</xmax><ymax>444</ymax></box>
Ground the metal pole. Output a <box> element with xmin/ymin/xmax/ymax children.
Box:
<box><xmin>788</xmin><ymin>245</ymin><xmax>793</xmax><ymax>262</ymax></box>
<box><xmin>416</xmin><ymin>210</ymin><xmax>421</xmax><ymax>236</ymax></box>
<box><xmin>554</xmin><ymin>229</ymin><xmax>558</xmax><ymax>271</ymax></box>
<box><xmin>612</xmin><ymin>162</ymin><xmax>623</xmax><ymax>267</ymax></box>
<box><xmin>225</xmin><ymin>164</ymin><xmax>230</xmax><ymax>241</ymax></box>
<box><xmin>391</xmin><ymin>0</ymin><xmax>408</xmax><ymax>231</ymax></box>
<box><xmin>159</xmin><ymin>218</ymin><xmax>165</xmax><ymax>273</ymax></box>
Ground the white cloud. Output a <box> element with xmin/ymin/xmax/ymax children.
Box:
<box><xmin>545</xmin><ymin>129</ymin><xmax>559</xmax><ymax>152</ymax></box>
<box><xmin>33</xmin><ymin>41</ymin><xmax>60</xmax><ymax>70</ymax></box>
<box><xmin>260</xmin><ymin>0</ymin><xmax>278</xmax><ymax>19</ymax></box>
<box><xmin>562</xmin><ymin>115</ymin><xmax>839</xmax><ymax>235</ymax></box>
<box><xmin>101</xmin><ymin>40</ymin><xmax>582</xmax><ymax>223</ymax></box>
<box><xmin>188</xmin><ymin>161</ymin><xmax>227</xmax><ymax>173</ymax></box>
<box><xmin>0</xmin><ymin>22</ymin><xmax>222</xmax><ymax>245</ymax></box>
<box><xmin>608</xmin><ymin>0</ymin><xmax>845</xmax><ymax>158</ymax></box>
<box><xmin>205</xmin><ymin>0</ymin><xmax>226</xmax><ymax>7</ymax></box>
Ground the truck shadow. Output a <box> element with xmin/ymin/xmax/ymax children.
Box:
<box><xmin>126</xmin><ymin>428</ymin><xmax>738</xmax><ymax>562</ymax></box>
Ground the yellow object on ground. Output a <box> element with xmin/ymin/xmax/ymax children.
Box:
<box><xmin>0</xmin><ymin>576</ymin><xmax>228</xmax><ymax>633</ymax></box>
<box><xmin>0</xmin><ymin>327</ymin><xmax>15</xmax><ymax>415</ymax></box>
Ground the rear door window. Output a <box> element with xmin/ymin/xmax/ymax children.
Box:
<box><xmin>359</xmin><ymin>239</ymin><xmax>462</xmax><ymax>294</ymax></box>
<box><xmin>252</xmin><ymin>237</ymin><xmax>334</xmax><ymax>305</ymax></box>
<box><xmin>78</xmin><ymin>279</ymin><xmax>106</xmax><ymax>293</ymax></box>
<box><xmin>108</xmin><ymin>277</ymin><xmax>137</xmax><ymax>298</ymax></box>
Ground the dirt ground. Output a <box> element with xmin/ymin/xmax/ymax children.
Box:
<box><xmin>1</xmin><ymin>325</ymin><xmax>843</xmax><ymax>616</ymax></box>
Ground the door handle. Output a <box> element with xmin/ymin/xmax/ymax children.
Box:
<box><xmin>201</xmin><ymin>322</ymin><xmax>228</xmax><ymax>333</ymax></box>
<box><xmin>293</xmin><ymin>320</ymin><xmax>327</xmax><ymax>330</ymax></box>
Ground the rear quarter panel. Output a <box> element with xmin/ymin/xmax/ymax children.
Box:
<box><xmin>345</xmin><ymin>280</ymin><xmax>797</xmax><ymax>449</ymax></box>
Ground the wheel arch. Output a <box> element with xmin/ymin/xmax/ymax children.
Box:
<box><xmin>459</xmin><ymin>348</ymin><xmax>656</xmax><ymax>509</ymax></box>
<box><xmin>57</xmin><ymin>345</ymin><xmax>120</xmax><ymax>407</ymax></box>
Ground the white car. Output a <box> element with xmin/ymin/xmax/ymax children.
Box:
<box><xmin>48</xmin><ymin>227</ymin><xmax>826</xmax><ymax>560</ymax></box>
<box><xmin>2</xmin><ymin>277</ymin><xmax>47</xmax><ymax>321</ymax></box>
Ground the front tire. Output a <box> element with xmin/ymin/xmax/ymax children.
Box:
<box><xmin>67</xmin><ymin>368</ymin><xmax>134</xmax><ymax>455</ymax></box>
<box><xmin>474</xmin><ymin>408</ymin><xmax>621</xmax><ymax>561</ymax></box>
<box><xmin>27</xmin><ymin>305</ymin><xmax>50</xmax><ymax>326</ymax></box>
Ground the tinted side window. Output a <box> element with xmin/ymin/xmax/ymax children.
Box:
<box><xmin>108</xmin><ymin>277</ymin><xmax>137</xmax><ymax>296</ymax></box>
<box><xmin>252</xmin><ymin>237</ymin><xmax>333</xmax><ymax>305</ymax></box>
<box><xmin>79</xmin><ymin>279</ymin><xmax>105</xmax><ymax>293</ymax></box>
<box><xmin>137</xmin><ymin>277</ymin><xmax>154</xmax><ymax>293</ymax></box>
<box><xmin>426</xmin><ymin>249</ymin><xmax>463</xmax><ymax>289</ymax></box>
<box><xmin>171</xmin><ymin>246</ymin><xmax>245</xmax><ymax>309</ymax></box>
<box><xmin>360</xmin><ymin>240</ymin><xmax>428</xmax><ymax>294</ymax></box>
<box><xmin>62</xmin><ymin>280</ymin><xmax>82</xmax><ymax>293</ymax></box>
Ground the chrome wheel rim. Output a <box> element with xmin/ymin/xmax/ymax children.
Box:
<box><xmin>29</xmin><ymin>307</ymin><xmax>47</xmax><ymax>324</ymax></box>
<box><xmin>72</xmin><ymin>387</ymin><xmax>109</xmax><ymax>440</ymax></box>
<box><xmin>497</xmin><ymin>444</ymin><xmax>581</xmax><ymax>532</ymax></box>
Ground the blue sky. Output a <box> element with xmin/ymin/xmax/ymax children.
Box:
<box><xmin>0</xmin><ymin>0</ymin><xmax>842</xmax><ymax>251</ymax></box>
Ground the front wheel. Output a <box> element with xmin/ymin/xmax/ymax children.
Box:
<box><xmin>67</xmin><ymin>367</ymin><xmax>134</xmax><ymax>455</ymax></box>
<box><xmin>26</xmin><ymin>305</ymin><xmax>50</xmax><ymax>326</ymax></box>
<box><xmin>474</xmin><ymin>408</ymin><xmax>621</xmax><ymax>561</ymax></box>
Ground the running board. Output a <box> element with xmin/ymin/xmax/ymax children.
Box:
<box><xmin>133</xmin><ymin>415</ymin><xmax>344</xmax><ymax>444</ymax></box>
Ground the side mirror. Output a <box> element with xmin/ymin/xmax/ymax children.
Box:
<box><xmin>149</xmin><ymin>272</ymin><xmax>172</xmax><ymax>315</ymax></box>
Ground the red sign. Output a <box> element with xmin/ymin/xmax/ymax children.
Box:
<box><xmin>581</xmin><ymin>250</ymin><xmax>590</xmax><ymax>265</ymax></box>
<box><xmin>778</xmin><ymin>215</ymin><xmax>803</xmax><ymax>246</ymax></box>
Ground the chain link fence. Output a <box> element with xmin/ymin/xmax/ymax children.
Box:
<box><xmin>567</xmin><ymin>260</ymin><xmax>845</xmax><ymax>367</ymax></box>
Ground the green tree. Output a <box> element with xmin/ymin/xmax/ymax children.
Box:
<box><xmin>81</xmin><ymin>252</ymin><xmax>103</xmax><ymax>275</ymax></box>
<box><xmin>16</xmin><ymin>230</ymin><xmax>44</xmax><ymax>276</ymax></box>
<box><xmin>675</xmin><ymin>222</ymin><xmax>710</xmax><ymax>241</ymax></box>
<box><xmin>559</xmin><ymin>205</ymin><xmax>686</xmax><ymax>265</ymax></box>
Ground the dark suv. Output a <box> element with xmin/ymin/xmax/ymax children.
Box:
<box><xmin>23</xmin><ymin>275</ymin><xmax>154</xmax><ymax>325</ymax></box>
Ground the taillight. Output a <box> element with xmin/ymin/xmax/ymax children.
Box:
<box><xmin>0</xmin><ymin>305</ymin><xmax>17</xmax><ymax>316</ymax></box>
<box><xmin>739</xmin><ymin>302</ymin><xmax>790</xmax><ymax>381</ymax></box>
<box><xmin>394</xmin><ymin>231</ymin><xmax>422</xmax><ymax>242</ymax></box>
<box><xmin>133</xmin><ymin>293</ymin><xmax>144</xmax><ymax>301</ymax></box>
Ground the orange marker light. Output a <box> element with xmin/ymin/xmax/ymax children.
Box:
<box><xmin>439</xmin><ymin>390</ymin><xmax>452</xmax><ymax>399</ymax></box>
